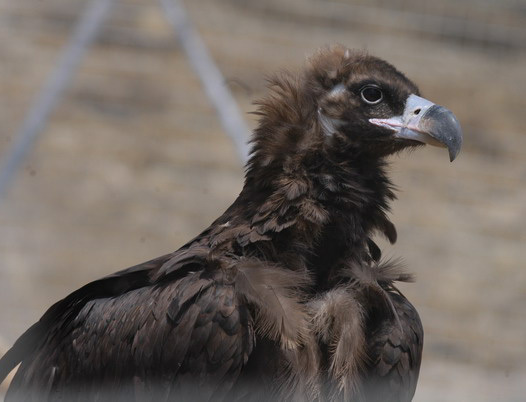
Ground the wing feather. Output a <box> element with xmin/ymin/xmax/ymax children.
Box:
<box><xmin>1</xmin><ymin>249</ymin><xmax>254</xmax><ymax>401</ymax></box>
<box><xmin>361</xmin><ymin>292</ymin><xmax>423</xmax><ymax>402</ymax></box>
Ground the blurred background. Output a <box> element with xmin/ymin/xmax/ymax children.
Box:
<box><xmin>0</xmin><ymin>0</ymin><xmax>525</xmax><ymax>400</ymax></box>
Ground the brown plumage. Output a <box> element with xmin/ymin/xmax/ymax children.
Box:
<box><xmin>0</xmin><ymin>45</ymin><xmax>462</xmax><ymax>401</ymax></box>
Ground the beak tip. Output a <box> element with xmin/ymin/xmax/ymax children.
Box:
<box><xmin>421</xmin><ymin>105</ymin><xmax>463</xmax><ymax>162</ymax></box>
<box><xmin>449</xmin><ymin>144</ymin><xmax>461</xmax><ymax>162</ymax></box>
<box><xmin>448</xmin><ymin>129</ymin><xmax>463</xmax><ymax>162</ymax></box>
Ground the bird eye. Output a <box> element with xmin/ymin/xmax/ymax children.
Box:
<box><xmin>360</xmin><ymin>85</ymin><xmax>383</xmax><ymax>105</ymax></box>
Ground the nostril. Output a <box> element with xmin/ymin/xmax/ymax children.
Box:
<box><xmin>414</xmin><ymin>108</ymin><xmax>421</xmax><ymax>115</ymax></box>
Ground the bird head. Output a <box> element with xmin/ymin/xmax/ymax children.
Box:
<box><xmin>309</xmin><ymin>46</ymin><xmax>463</xmax><ymax>162</ymax></box>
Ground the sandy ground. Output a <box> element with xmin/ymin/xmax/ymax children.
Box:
<box><xmin>1</xmin><ymin>0</ymin><xmax>525</xmax><ymax>400</ymax></box>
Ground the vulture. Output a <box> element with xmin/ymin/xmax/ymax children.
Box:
<box><xmin>0</xmin><ymin>46</ymin><xmax>462</xmax><ymax>401</ymax></box>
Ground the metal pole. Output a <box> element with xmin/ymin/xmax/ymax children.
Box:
<box><xmin>0</xmin><ymin>0</ymin><xmax>117</xmax><ymax>202</ymax></box>
<box><xmin>159</xmin><ymin>0</ymin><xmax>251</xmax><ymax>164</ymax></box>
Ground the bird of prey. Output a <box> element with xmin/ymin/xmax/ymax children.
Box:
<box><xmin>0</xmin><ymin>45</ymin><xmax>462</xmax><ymax>401</ymax></box>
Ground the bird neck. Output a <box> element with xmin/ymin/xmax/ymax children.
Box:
<box><xmin>239</xmin><ymin>152</ymin><xmax>396</xmax><ymax>285</ymax></box>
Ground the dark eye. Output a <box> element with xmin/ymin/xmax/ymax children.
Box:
<box><xmin>360</xmin><ymin>85</ymin><xmax>383</xmax><ymax>105</ymax></box>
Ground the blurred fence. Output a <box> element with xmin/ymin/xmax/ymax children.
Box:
<box><xmin>0</xmin><ymin>0</ymin><xmax>116</xmax><ymax>202</ymax></box>
<box><xmin>233</xmin><ymin>0</ymin><xmax>526</xmax><ymax>51</ymax></box>
<box><xmin>0</xmin><ymin>0</ymin><xmax>250</xmax><ymax>205</ymax></box>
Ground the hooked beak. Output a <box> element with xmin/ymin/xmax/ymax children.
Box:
<box><xmin>369</xmin><ymin>94</ymin><xmax>463</xmax><ymax>161</ymax></box>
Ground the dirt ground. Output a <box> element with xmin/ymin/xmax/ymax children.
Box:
<box><xmin>1</xmin><ymin>0</ymin><xmax>525</xmax><ymax>400</ymax></box>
